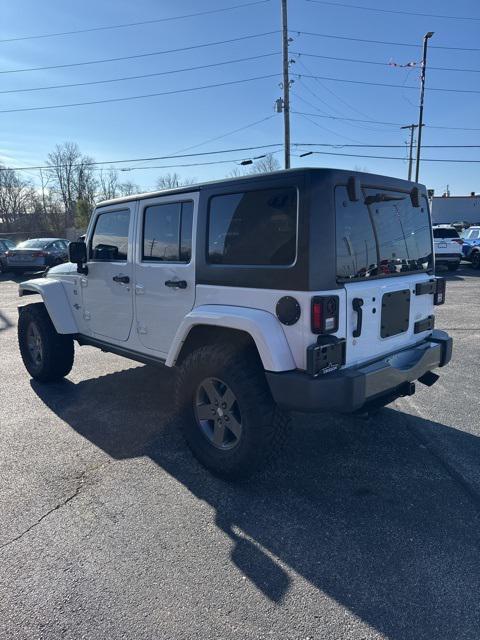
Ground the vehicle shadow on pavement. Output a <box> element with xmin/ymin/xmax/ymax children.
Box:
<box><xmin>31</xmin><ymin>366</ymin><xmax>480</xmax><ymax>640</ymax></box>
<box><xmin>0</xmin><ymin>311</ymin><xmax>12</xmax><ymax>332</ymax></box>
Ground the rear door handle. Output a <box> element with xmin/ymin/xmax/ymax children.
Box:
<box><xmin>352</xmin><ymin>297</ymin><xmax>364</xmax><ymax>338</ymax></box>
<box><xmin>113</xmin><ymin>275</ymin><xmax>130</xmax><ymax>284</ymax></box>
<box><xmin>165</xmin><ymin>279</ymin><xmax>187</xmax><ymax>289</ymax></box>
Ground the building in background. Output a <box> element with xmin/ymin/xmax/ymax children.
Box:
<box><xmin>431</xmin><ymin>190</ymin><xmax>480</xmax><ymax>225</ymax></box>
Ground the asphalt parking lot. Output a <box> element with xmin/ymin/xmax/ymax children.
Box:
<box><xmin>1</xmin><ymin>266</ymin><xmax>480</xmax><ymax>640</ymax></box>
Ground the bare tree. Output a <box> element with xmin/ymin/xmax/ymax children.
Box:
<box><xmin>118</xmin><ymin>180</ymin><xmax>141</xmax><ymax>197</ymax></box>
<box><xmin>46</xmin><ymin>142</ymin><xmax>97</xmax><ymax>229</ymax></box>
<box><xmin>227</xmin><ymin>153</ymin><xmax>281</xmax><ymax>178</ymax></box>
<box><xmin>156</xmin><ymin>172</ymin><xmax>195</xmax><ymax>190</ymax></box>
<box><xmin>249</xmin><ymin>153</ymin><xmax>281</xmax><ymax>174</ymax></box>
<box><xmin>97</xmin><ymin>167</ymin><xmax>119</xmax><ymax>201</ymax></box>
<box><xmin>0</xmin><ymin>166</ymin><xmax>34</xmax><ymax>230</ymax></box>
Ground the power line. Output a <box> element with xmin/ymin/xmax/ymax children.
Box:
<box><xmin>305</xmin><ymin>0</ymin><xmax>480</xmax><ymax>22</ymax></box>
<box><xmin>0</xmin><ymin>144</ymin><xmax>284</xmax><ymax>172</ymax></box>
<box><xmin>0</xmin><ymin>53</ymin><xmax>279</xmax><ymax>94</ymax></box>
<box><xmin>294</xmin><ymin>142</ymin><xmax>480</xmax><ymax>149</ymax></box>
<box><xmin>0</xmin><ymin>31</ymin><xmax>279</xmax><ymax>75</ymax></box>
<box><xmin>162</xmin><ymin>115</ymin><xmax>277</xmax><ymax>157</ymax></box>
<box><xmin>0</xmin><ymin>74</ymin><xmax>280</xmax><ymax>114</ymax></box>
<box><xmin>294</xmin><ymin>72</ymin><xmax>480</xmax><ymax>94</ymax></box>
<box><xmin>292</xmin><ymin>51</ymin><xmax>480</xmax><ymax>74</ymax></box>
<box><xmin>0</xmin><ymin>1</ymin><xmax>271</xmax><ymax>44</ymax></box>
<box><xmin>298</xmin><ymin>150</ymin><xmax>480</xmax><ymax>163</ymax></box>
<box><xmin>295</xmin><ymin>29</ymin><xmax>480</xmax><ymax>52</ymax></box>
<box><xmin>292</xmin><ymin>110</ymin><xmax>480</xmax><ymax>132</ymax></box>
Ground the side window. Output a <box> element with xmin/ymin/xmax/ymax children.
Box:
<box><xmin>335</xmin><ymin>186</ymin><xmax>378</xmax><ymax>280</ymax></box>
<box><xmin>142</xmin><ymin>201</ymin><xmax>193</xmax><ymax>262</ymax></box>
<box><xmin>91</xmin><ymin>210</ymin><xmax>130</xmax><ymax>261</ymax></box>
<box><xmin>207</xmin><ymin>187</ymin><xmax>297</xmax><ymax>265</ymax></box>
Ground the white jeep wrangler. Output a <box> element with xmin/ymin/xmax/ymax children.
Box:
<box><xmin>17</xmin><ymin>168</ymin><xmax>452</xmax><ymax>478</ymax></box>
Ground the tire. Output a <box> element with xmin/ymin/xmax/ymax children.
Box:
<box><xmin>471</xmin><ymin>251</ymin><xmax>480</xmax><ymax>270</ymax></box>
<box><xmin>175</xmin><ymin>343</ymin><xmax>289</xmax><ymax>480</ymax></box>
<box><xmin>18</xmin><ymin>302</ymin><xmax>74</xmax><ymax>382</ymax></box>
<box><xmin>447</xmin><ymin>262</ymin><xmax>459</xmax><ymax>272</ymax></box>
<box><xmin>0</xmin><ymin>260</ymin><xmax>4</xmax><ymax>274</ymax></box>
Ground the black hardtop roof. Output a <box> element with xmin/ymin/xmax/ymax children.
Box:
<box><xmin>96</xmin><ymin>167</ymin><xmax>425</xmax><ymax>208</ymax></box>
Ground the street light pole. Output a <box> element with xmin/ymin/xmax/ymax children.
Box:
<box><xmin>415</xmin><ymin>31</ymin><xmax>434</xmax><ymax>183</ymax></box>
<box><xmin>281</xmin><ymin>0</ymin><xmax>291</xmax><ymax>169</ymax></box>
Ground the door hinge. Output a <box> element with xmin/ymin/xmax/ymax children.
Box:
<box><xmin>84</xmin><ymin>311</ymin><xmax>91</xmax><ymax>321</ymax></box>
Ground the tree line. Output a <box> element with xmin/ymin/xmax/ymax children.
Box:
<box><xmin>0</xmin><ymin>142</ymin><xmax>280</xmax><ymax>236</ymax></box>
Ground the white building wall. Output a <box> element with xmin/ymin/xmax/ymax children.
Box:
<box><xmin>431</xmin><ymin>196</ymin><xmax>480</xmax><ymax>224</ymax></box>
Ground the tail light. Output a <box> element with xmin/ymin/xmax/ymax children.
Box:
<box><xmin>434</xmin><ymin>277</ymin><xmax>446</xmax><ymax>305</ymax></box>
<box><xmin>453</xmin><ymin>239</ymin><xmax>463</xmax><ymax>245</ymax></box>
<box><xmin>6</xmin><ymin>251</ymin><xmax>14</xmax><ymax>257</ymax></box>
<box><xmin>311</xmin><ymin>296</ymin><xmax>339</xmax><ymax>334</ymax></box>
<box><xmin>32</xmin><ymin>251</ymin><xmax>46</xmax><ymax>257</ymax></box>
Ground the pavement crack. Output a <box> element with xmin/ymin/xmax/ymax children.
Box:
<box><xmin>0</xmin><ymin>473</ymin><xmax>86</xmax><ymax>552</ymax></box>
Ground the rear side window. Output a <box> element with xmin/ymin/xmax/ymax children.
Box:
<box><xmin>465</xmin><ymin>228</ymin><xmax>480</xmax><ymax>240</ymax></box>
<box><xmin>208</xmin><ymin>187</ymin><xmax>297</xmax><ymax>265</ymax></box>
<box><xmin>91</xmin><ymin>210</ymin><xmax>130</xmax><ymax>261</ymax></box>
<box><xmin>142</xmin><ymin>201</ymin><xmax>193</xmax><ymax>262</ymax></box>
<box><xmin>433</xmin><ymin>228</ymin><xmax>459</xmax><ymax>239</ymax></box>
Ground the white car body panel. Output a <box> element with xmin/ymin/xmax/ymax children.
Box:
<box><xmin>167</xmin><ymin>304</ymin><xmax>296</xmax><ymax>372</ymax></box>
<box><xmin>19</xmin><ymin>278</ymin><xmax>78</xmax><ymax>334</ymax></box>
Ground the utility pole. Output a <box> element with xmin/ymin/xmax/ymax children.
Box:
<box><xmin>401</xmin><ymin>124</ymin><xmax>419</xmax><ymax>181</ymax></box>
<box><xmin>281</xmin><ymin>0</ymin><xmax>291</xmax><ymax>169</ymax></box>
<box><xmin>415</xmin><ymin>31</ymin><xmax>434</xmax><ymax>183</ymax></box>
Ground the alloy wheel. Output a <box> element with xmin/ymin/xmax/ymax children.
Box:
<box><xmin>27</xmin><ymin>321</ymin><xmax>43</xmax><ymax>366</ymax></box>
<box><xmin>195</xmin><ymin>377</ymin><xmax>243</xmax><ymax>450</ymax></box>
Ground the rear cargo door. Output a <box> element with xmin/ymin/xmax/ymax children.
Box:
<box><xmin>335</xmin><ymin>185</ymin><xmax>434</xmax><ymax>367</ymax></box>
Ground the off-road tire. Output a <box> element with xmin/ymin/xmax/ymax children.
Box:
<box><xmin>18</xmin><ymin>302</ymin><xmax>74</xmax><ymax>382</ymax></box>
<box><xmin>471</xmin><ymin>251</ymin><xmax>480</xmax><ymax>270</ymax></box>
<box><xmin>175</xmin><ymin>343</ymin><xmax>290</xmax><ymax>480</ymax></box>
<box><xmin>447</xmin><ymin>263</ymin><xmax>459</xmax><ymax>272</ymax></box>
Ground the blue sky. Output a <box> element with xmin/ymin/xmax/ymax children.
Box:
<box><xmin>1</xmin><ymin>0</ymin><xmax>479</xmax><ymax>195</ymax></box>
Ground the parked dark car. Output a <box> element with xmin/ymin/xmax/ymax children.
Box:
<box><xmin>6</xmin><ymin>238</ymin><xmax>69</xmax><ymax>274</ymax></box>
<box><xmin>0</xmin><ymin>238</ymin><xmax>16</xmax><ymax>274</ymax></box>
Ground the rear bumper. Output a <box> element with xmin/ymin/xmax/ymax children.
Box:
<box><xmin>266</xmin><ymin>330</ymin><xmax>452</xmax><ymax>413</ymax></box>
<box><xmin>434</xmin><ymin>253</ymin><xmax>462</xmax><ymax>263</ymax></box>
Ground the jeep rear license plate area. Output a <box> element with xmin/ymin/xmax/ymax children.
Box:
<box><xmin>381</xmin><ymin>289</ymin><xmax>411</xmax><ymax>338</ymax></box>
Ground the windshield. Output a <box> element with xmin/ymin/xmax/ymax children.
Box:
<box><xmin>336</xmin><ymin>186</ymin><xmax>433</xmax><ymax>281</ymax></box>
<box><xmin>17</xmin><ymin>239</ymin><xmax>49</xmax><ymax>249</ymax></box>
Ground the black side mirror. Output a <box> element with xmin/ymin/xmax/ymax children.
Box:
<box><xmin>410</xmin><ymin>186</ymin><xmax>421</xmax><ymax>208</ymax></box>
<box><xmin>69</xmin><ymin>241</ymin><xmax>88</xmax><ymax>274</ymax></box>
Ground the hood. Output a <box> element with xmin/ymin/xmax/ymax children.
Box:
<box><xmin>46</xmin><ymin>262</ymin><xmax>77</xmax><ymax>277</ymax></box>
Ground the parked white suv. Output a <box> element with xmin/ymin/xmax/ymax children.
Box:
<box><xmin>17</xmin><ymin>169</ymin><xmax>452</xmax><ymax>478</ymax></box>
<box><xmin>432</xmin><ymin>225</ymin><xmax>463</xmax><ymax>271</ymax></box>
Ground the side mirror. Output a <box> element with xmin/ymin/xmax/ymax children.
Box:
<box><xmin>347</xmin><ymin>176</ymin><xmax>361</xmax><ymax>202</ymax></box>
<box><xmin>68</xmin><ymin>241</ymin><xmax>88</xmax><ymax>274</ymax></box>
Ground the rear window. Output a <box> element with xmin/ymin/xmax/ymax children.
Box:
<box><xmin>336</xmin><ymin>186</ymin><xmax>433</xmax><ymax>281</ymax></box>
<box><xmin>208</xmin><ymin>187</ymin><xmax>297</xmax><ymax>266</ymax></box>
<box><xmin>17</xmin><ymin>239</ymin><xmax>49</xmax><ymax>249</ymax></box>
<box><xmin>433</xmin><ymin>227</ymin><xmax>460</xmax><ymax>239</ymax></box>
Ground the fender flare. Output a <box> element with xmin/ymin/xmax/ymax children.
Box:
<box><xmin>166</xmin><ymin>305</ymin><xmax>296</xmax><ymax>372</ymax></box>
<box><xmin>19</xmin><ymin>278</ymin><xmax>78</xmax><ymax>335</ymax></box>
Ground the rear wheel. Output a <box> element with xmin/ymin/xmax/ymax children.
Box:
<box><xmin>18</xmin><ymin>303</ymin><xmax>74</xmax><ymax>382</ymax></box>
<box><xmin>175</xmin><ymin>343</ymin><xmax>289</xmax><ymax>480</ymax></box>
<box><xmin>471</xmin><ymin>251</ymin><xmax>480</xmax><ymax>270</ymax></box>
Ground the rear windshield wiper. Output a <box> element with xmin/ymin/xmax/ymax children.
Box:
<box><xmin>364</xmin><ymin>193</ymin><xmax>406</xmax><ymax>205</ymax></box>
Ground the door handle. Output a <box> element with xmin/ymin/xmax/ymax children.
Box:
<box><xmin>113</xmin><ymin>275</ymin><xmax>130</xmax><ymax>284</ymax></box>
<box><xmin>165</xmin><ymin>279</ymin><xmax>187</xmax><ymax>289</ymax></box>
<box><xmin>352</xmin><ymin>297</ymin><xmax>364</xmax><ymax>338</ymax></box>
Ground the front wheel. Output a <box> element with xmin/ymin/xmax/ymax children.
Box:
<box><xmin>471</xmin><ymin>252</ymin><xmax>480</xmax><ymax>270</ymax></box>
<box><xmin>18</xmin><ymin>303</ymin><xmax>74</xmax><ymax>382</ymax></box>
<box><xmin>175</xmin><ymin>343</ymin><xmax>289</xmax><ymax>480</ymax></box>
